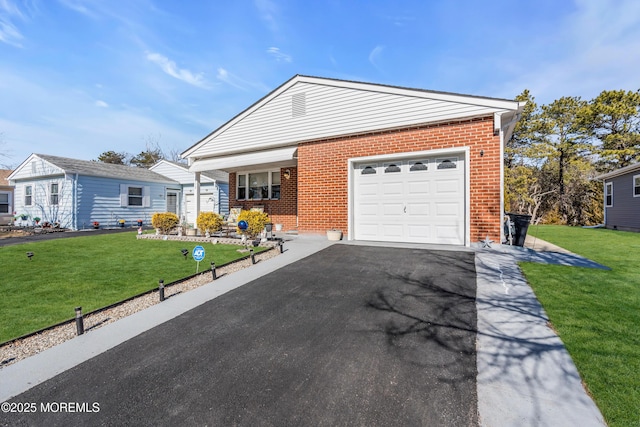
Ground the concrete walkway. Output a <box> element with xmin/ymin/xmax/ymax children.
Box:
<box><xmin>0</xmin><ymin>235</ymin><xmax>607</xmax><ymax>426</ymax></box>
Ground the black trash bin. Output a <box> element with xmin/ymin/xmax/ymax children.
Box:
<box><xmin>506</xmin><ymin>213</ymin><xmax>532</xmax><ymax>247</ymax></box>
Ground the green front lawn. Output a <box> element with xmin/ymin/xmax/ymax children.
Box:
<box><xmin>0</xmin><ymin>232</ymin><xmax>267</xmax><ymax>343</ymax></box>
<box><xmin>520</xmin><ymin>225</ymin><xmax>639</xmax><ymax>427</ymax></box>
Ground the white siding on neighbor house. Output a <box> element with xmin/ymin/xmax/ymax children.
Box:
<box><xmin>150</xmin><ymin>161</ymin><xmax>228</xmax><ymax>184</ymax></box>
<box><xmin>189</xmin><ymin>81</ymin><xmax>510</xmax><ymax>158</ymax></box>
<box><xmin>10</xmin><ymin>156</ymin><xmax>65</xmax><ymax>180</ymax></box>
<box><xmin>12</xmin><ymin>175</ymin><xmax>74</xmax><ymax>227</ymax></box>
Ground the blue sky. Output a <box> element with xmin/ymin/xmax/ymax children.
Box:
<box><xmin>1</xmin><ymin>0</ymin><xmax>639</xmax><ymax>167</ymax></box>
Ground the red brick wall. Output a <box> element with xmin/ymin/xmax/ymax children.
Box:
<box><xmin>297</xmin><ymin>116</ymin><xmax>503</xmax><ymax>244</ymax></box>
<box><xmin>228</xmin><ymin>168</ymin><xmax>298</xmax><ymax>232</ymax></box>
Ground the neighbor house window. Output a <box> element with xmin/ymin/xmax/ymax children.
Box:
<box><xmin>24</xmin><ymin>185</ymin><xmax>32</xmax><ymax>206</ymax></box>
<box><xmin>634</xmin><ymin>175</ymin><xmax>640</xmax><ymax>197</ymax></box>
<box><xmin>236</xmin><ymin>170</ymin><xmax>281</xmax><ymax>200</ymax></box>
<box><xmin>119</xmin><ymin>184</ymin><xmax>150</xmax><ymax>207</ymax></box>
<box><xmin>605</xmin><ymin>182</ymin><xmax>613</xmax><ymax>207</ymax></box>
<box><xmin>0</xmin><ymin>192</ymin><xmax>9</xmax><ymax>214</ymax></box>
<box><xmin>128</xmin><ymin>186</ymin><xmax>143</xmax><ymax>206</ymax></box>
<box><xmin>50</xmin><ymin>183</ymin><xmax>59</xmax><ymax>205</ymax></box>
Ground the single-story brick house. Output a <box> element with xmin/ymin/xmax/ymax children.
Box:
<box><xmin>182</xmin><ymin>75</ymin><xmax>525</xmax><ymax>246</ymax></box>
<box><xmin>9</xmin><ymin>154</ymin><xmax>182</xmax><ymax>229</ymax></box>
<box><xmin>596</xmin><ymin>162</ymin><xmax>640</xmax><ymax>232</ymax></box>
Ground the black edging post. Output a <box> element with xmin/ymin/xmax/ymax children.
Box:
<box><xmin>279</xmin><ymin>240</ymin><xmax>284</xmax><ymax>253</ymax></box>
<box><xmin>211</xmin><ymin>262</ymin><xmax>216</xmax><ymax>280</ymax></box>
<box><xmin>75</xmin><ymin>306</ymin><xmax>84</xmax><ymax>336</ymax></box>
<box><xmin>159</xmin><ymin>279</ymin><xmax>165</xmax><ymax>302</ymax></box>
<box><xmin>250</xmin><ymin>248</ymin><xmax>255</xmax><ymax>264</ymax></box>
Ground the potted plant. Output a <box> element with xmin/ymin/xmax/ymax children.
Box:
<box><xmin>33</xmin><ymin>217</ymin><xmax>41</xmax><ymax>225</ymax></box>
<box><xmin>118</xmin><ymin>219</ymin><xmax>126</xmax><ymax>228</ymax></box>
<box><xmin>19</xmin><ymin>213</ymin><xmax>28</xmax><ymax>221</ymax></box>
<box><xmin>326</xmin><ymin>229</ymin><xmax>342</xmax><ymax>241</ymax></box>
<box><xmin>92</xmin><ymin>221</ymin><xmax>100</xmax><ymax>229</ymax></box>
<box><xmin>137</xmin><ymin>219</ymin><xmax>143</xmax><ymax>227</ymax></box>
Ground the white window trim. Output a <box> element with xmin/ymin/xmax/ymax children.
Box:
<box><xmin>236</xmin><ymin>169</ymin><xmax>281</xmax><ymax>201</ymax></box>
<box><xmin>633</xmin><ymin>175</ymin><xmax>640</xmax><ymax>198</ymax></box>
<box><xmin>50</xmin><ymin>182</ymin><xmax>60</xmax><ymax>206</ymax></box>
<box><xmin>24</xmin><ymin>185</ymin><xmax>33</xmax><ymax>206</ymax></box>
<box><xmin>605</xmin><ymin>182</ymin><xmax>613</xmax><ymax>207</ymax></box>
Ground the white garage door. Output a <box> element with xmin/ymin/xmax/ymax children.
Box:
<box><xmin>353</xmin><ymin>154</ymin><xmax>465</xmax><ymax>245</ymax></box>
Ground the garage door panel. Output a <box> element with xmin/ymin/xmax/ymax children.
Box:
<box><xmin>435</xmin><ymin>202</ymin><xmax>461</xmax><ymax>217</ymax></box>
<box><xmin>435</xmin><ymin>178</ymin><xmax>462</xmax><ymax>194</ymax></box>
<box><xmin>358</xmin><ymin>182</ymin><xmax>379</xmax><ymax>197</ymax></box>
<box><xmin>382</xmin><ymin>181</ymin><xmax>403</xmax><ymax>196</ymax></box>
<box><xmin>407</xmin><ymin>202</ymin><xmax>429</xmax><ymax>216</ymax></box>
<box><xmin>381</xmin><ymin>224</ymin><xmax>403</xmax><ymax>239</ymax></box>
<box><xmin>407</xmin><ymin>181</ymin><xmax>430</xmax><ymax>196</ymax></box>
<box><xmin>382</xmin><ymin>202</ymin><xmax>404</xmax><ymax>216</ymax></box>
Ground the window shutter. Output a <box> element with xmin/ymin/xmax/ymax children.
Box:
<box><xmin>142</xmin><ymin>186</ymin><xmax>151</xmax><ymax>207</ymax></box>
<box><xmin>120</xmin><ymin>184</ymin><xmax>128</xmax><ymax>206</ymax></box>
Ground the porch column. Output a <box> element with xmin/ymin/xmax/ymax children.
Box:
<box><xmin>194</xmin><ymin>172</ymin><xmax>201</xmax><ymax>225</ymax></box>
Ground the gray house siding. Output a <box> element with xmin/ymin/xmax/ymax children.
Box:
<box><xmin>604</xmin><ymin>172</ymin><xmax>640</xmax><ymax>232</ymax></box>
<box><xmin>76</xmin><ymin>175</ymin><xmax>172</xmax><ymax>229</ymax></box>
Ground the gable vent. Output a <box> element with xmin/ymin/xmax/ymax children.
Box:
<box><xmin>292</xmin><ymin>92</ymin><xmax>306</xmax><ymax>117</ymax></box>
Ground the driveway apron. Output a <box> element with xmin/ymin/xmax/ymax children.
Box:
<box><xmin>1</xmin><ymin>245</ymin><xmax>478</xmax><ymax>426</ymax></box>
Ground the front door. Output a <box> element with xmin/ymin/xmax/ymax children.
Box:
<box><xmin>167</xmin><ymin>191</ymin><xmax>179</xmax><ymax>216</ymax></box>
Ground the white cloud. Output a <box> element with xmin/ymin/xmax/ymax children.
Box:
<box><xmin>95</xmin><ymin>100</ymin><xmax>108</xmax><ymax>108</ymax></box>
<box><xmin>56</xmin><ymin>0</ymin><xmax>98</xmax><ymax>18</ymax></box>
<box><xmin>267</xmin><ymin>47</ymin><xmax>292</xmax><ymax>63</ymax></box>
<box><xmin>498</xmin><ymin>0</ymin><xmax>640</xmax><ymax>103</ymax></box>
<box><xmin>216</xmin><ymin>67</ymin><xmax>246</xmax><ymax>90</ymax></box>
<box><xmin>146</xmin><ymin>52</ymin><xmax>210</xmax><ymax>89</ymax></box>
<box><xmin>254</xmin><ymin>0</ymin><xmax>279</xmax><ymax>34</ymax></box>
<box><xmin>0</xmin><ymin>0</ymin><xmax>25</xmax><ymax>47</ymax></box>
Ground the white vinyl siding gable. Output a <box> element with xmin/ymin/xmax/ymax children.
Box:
<box><xmin>189</xmin><ymin>81</ymin><xmax>513</xmax><ymax>158</ymax></box>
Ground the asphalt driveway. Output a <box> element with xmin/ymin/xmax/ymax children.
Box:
<box><xmin>1</xmin><ymin>245</ymin><xmax>478</xmax><ymax>426</ymax></box>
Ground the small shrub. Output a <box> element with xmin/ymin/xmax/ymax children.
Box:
<box><xmin>236</xmin><ymin>210</ymin><xmax>270</xmax><ymax>237</ymax></box>
<box><xmin>197</xmin><ymin>212</ymin><xmax>223</xmax><ymax>235</ymax></box>
<box><xmin>151</xmin><ymin>212</ymin><xmax>179</xmax><ymax>234</ymax></box>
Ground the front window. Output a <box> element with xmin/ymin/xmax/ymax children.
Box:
<box><xmin>25</xmin><ymin>185</ymin><xmax>32</xmax><ymax>206</ymax></box>
<box><xmin>605</xmin><ymin>182</ymin><xmax>613</xmax><ymax>207</ymax></box>
<box><xmin>238</xmin><ymin>175</ymin><xmax>247</xmax><ymax>200</ymax></box>
<box><xmin>237</xmin><ymin>170</ymin><xmax>282</xmax><ymax>200</ymax></box>
<box><xmin>128</xmin><ymin>186</ymin><xmax>143</xmax><ymax>206</ymax></box>
<box><xmin>271</xmin><ymin>171</ymin><xmax>281</xmax><ymax>200</ymax></box>
<box><xmin>634</xmin><ymin>175</ymin><xmax>640</xmax><ymax>197</ymax></box>
<box><xmin>0</xmin><ymin>193</ymin><xmax>9</xmax><ymax>214</ymax></box>
<box><xmin>50</xmin><ymin>183</ymin><xmax>59</xmax><ymax>205</ymax></box>
<box><xmin>249</xmin><ymin>172</ymin><xmax>269</xmax><ymax>199</ymax></box>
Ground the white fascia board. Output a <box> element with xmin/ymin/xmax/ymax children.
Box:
<box><xmin>596</xmin><ymin>162</ymin><xmax>640</xmax><ymax>180</ymax></box>
<box><xmin>189</xmin><ymin>146</ymin><xmax>298</xmax><ymax>173</ymax></box>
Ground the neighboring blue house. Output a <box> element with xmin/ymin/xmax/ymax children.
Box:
<box><xmin>596</xmin><ymin>162</ymin><xmax>640</xmax><ymax>232</ymax></box>
<box><xmin>149</xmin><ymin>159</ymin><xmax>229</xmax><ymax>224</ymax></box>
<box><xmin>8</xmin><ymin>154</ymin><xmax>181</xmax><ymax>230</ymax></box>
